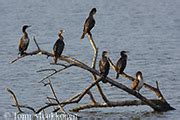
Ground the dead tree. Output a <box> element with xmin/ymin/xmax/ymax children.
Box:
<box><xmin>8</xmin><ymin>35</ymin><xmax>175</xmax><ymax>114</ymax></box>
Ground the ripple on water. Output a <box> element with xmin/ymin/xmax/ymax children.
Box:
<box><xmin>1</xmin><ymin>0</ymin><xmax>180</xmax><ymax>119</ymax></box>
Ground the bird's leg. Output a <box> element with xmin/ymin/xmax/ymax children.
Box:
<box><xmin>53</xmin><ymin>57</ymin><xmax>57</xmax><ymax>64</ymax></box>
<box><xmin>88</xmin><ymin>32</ymin><xmax>92</xmax><ymax>38</ymax></box>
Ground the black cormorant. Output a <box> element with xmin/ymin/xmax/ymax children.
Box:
<box><xmin>18</xmin><ymin>25</ymin><xmax>31</xmax><ymax>56</ymax></box>
<box><xmin>99</xmin><ymin>51</ymin><xmax>110</xmax><ymax>83</ymax></box>
<box><xmin>115</xmin><ymin>51</ymin><xmax>128</xmax><ymax>79</ymax></box>
<box><xmin>131</xmin><ymin>71</ymin><xmax>144</xmax><ymax>92</ymax></box>
<box><xmin>53</xmin><ymin>30</ymin><xmax>65</xmax><ymax>64</ymax></box>
<box><xmin>80</xmin><ymin>8</ymin><xmax>96</xmax><ymax>39</ymax></box>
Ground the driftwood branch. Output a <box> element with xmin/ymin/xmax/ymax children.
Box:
<box><xmin>35</xmin><ymin>78</ymin><xmax>102</xmax><ymax>113</ymax></box>
<box><xmin>87</xmin><ymin>91</ymin><xmax>97</xmax><ymax>104</ymax></box>
<box><xmin>9</xmin><ymin>37</ymin><xmax>175</xmax><ymax>113</ymax></box>
<box><xmin>33</xmin><ymin>36</ymin><xmax>41</xmax><ymax>51</ymax></box>
<box><xmin>38</xmin><ymin>64</ymin><xmax>74</xmax><ymax>83</ymax></box>
<box><xmin>6</xmin><ymin>88</ymin><xmax>23</xmax><ymax>113</ymax></box>
<box><xmin>10</xmin><ymin>50</ymin><xmax>175</xmax><ymax>112</ymax></box>
<box><xmin>46</xmin><ymin>80</ymin><xmax>66</xmax><ymax>113</ymax></box>
<box><xmin>12</xmin><ymin>105</ymin><xmax>36</xmax><ymax>113</ymax></box>
<box><xmin>87</xmin><ymin>34</ymin><xmax>110</xmax><ymax>104</ymax></box>
<box><xmin>87</xmin><ymin>34</ymin><xmax>98</xmax><ymax>69</ymax></box>
<box><xmin>70</xmin><ymin>99</ymin><xmax>163</xmax><ymax>112</ymax></box>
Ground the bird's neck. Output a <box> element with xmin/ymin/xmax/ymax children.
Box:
<box><xmin>58</xmin><ymin>35</ymin><xmax>63</xmax><ymax>39</ymax></box>
<box><xmin>122</xmin><ymin>54</ymin><xmax>127</xmax><ymax>58</ymax></box>
<box><xmin>89</xmin><ymin>13</ymin><xmax>94</xmax><ymax>17</ymax></box>
<box><xmin>137</xmin><ymin>75</ymin><xmax>143</xmax><ymax>81</ymax></box>
<box><xmin>102</xmin><ymin>55</ymin><xmax>107</xmax><ymax>59</ymax></box>
<box><xmin>23</xmin><ymin>32</ymin><xmax>28</xmax><ymax>38</ymax></box>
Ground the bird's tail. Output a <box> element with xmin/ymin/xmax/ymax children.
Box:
<box><xmin>116</xmin><ymin>73</ymin><xmax>119</xmax><ymax>79</ymax></box>
<box><xmin>80</xmin><ymin>32</ymin><xmax>85</xmax><ymax>40</ymax></box>
<box><xmin>18</xmin><ymin>51</ymin><xmax>24</xmax><ymax>56</ymax></box>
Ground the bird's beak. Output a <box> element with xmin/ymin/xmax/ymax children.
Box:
<box><xmin>125</xmin><ymin>51</ymin><xmax>129</xmax><ymax>54</ymax></box>
<box><xmin>28</xmin><ymin>25</ymin><xmax>31</xmax><ymax>28</ymax></box>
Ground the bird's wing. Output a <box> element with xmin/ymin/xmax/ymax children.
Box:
<box><xmin>116</xmin><ymin>58</ymin><xmax>123</xmax><ymax>71</ymax></box>
<box><xmin>57</xmin><ymin>41</ymin><xmax>65</xmax><ymax>53</ymax></box>
<box><xmin>99</xmin><ymin>60</ymin><xmax>103</xmax><ymax>73</ymax></box>
<box><xmin>116</xmin><ymin>57</ymin><xmax>127</xmax><ymax>72</ymax></box>
<box><xmin>84</xmin><ymin>16</ymin><xmax>95</xmax><ymax>32</ymax></box>
<box><xmin>88</xmin><ymin>18</ymin><xmax>95</xmax><ymax>31</ymax></box>
<box><xmin>53</xmin><ymin>39</ymin><xmax>65</xmax><ymax>55</ymax></box>
<box><xmin>53</xmin><ymin>40</ymin><xmax>58</xmax><ymax>52</ymax></box>
<box><xmin>131</xmin><ymin>79</ymin><xmax>139</xmax><ymax>90</ymax></box>
<box><xmin>18</xmin><ymin>37</ymin><xmax>25</xmax><ymax>51</ymax></box>
<box><xmin>23</xmin><ymin>38</ymin><xmax>30</xmax><ymax>51</ymax></box>
<box><xmin>104</xmin><ymin>60</ymin><xmax>110</xmax><ymax>75</ymax></box>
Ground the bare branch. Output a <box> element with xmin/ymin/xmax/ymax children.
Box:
<box><xmin>12</xmin><ymin>105</ymin><xmax>36</xmax><ymax>113</ymax></box>
<box><xmin>36</xmin><ymin>78</ymin><xmax>102</xmax><ymax>113</ymax></box>
<box><xmin>7</xmin><ymin>88</ymin><xmax>23</xmax><ymax>113</ymax></box>
<box><xmin>87</xmin><ymin>34</ymin><xmax>110</xmax><ymax>104</ymax></box>
<box><xmin>92</xmin><ymin>74</ymin><xmax>110</xmax><ymax>103</ymax></box>
<box><xmin>87</xmin><ymin>91</ymin><xmax>97</xmax><ymax>104</ymax></box>
<box><xmin>76</xmin><ymin>78</ymin><xmax>102</xmax><ymax>103</ymax></box>
<box><xmin>70</xmin><ymin>99</ymin><xmax>163</xmax><ymax>112</ymax></box>
<box><xmin>47</xmin><ymin>80</ymin><xmax>66</xmax><ymax>113</ymax></box>
<box><xmin>155</xmin><ymin>81</ymin><xmax>165</xmax><ymax>101</ymax></box>
<box><xmin>39</xmin><ymin>64</ymin><xmax>74</xmax><ymax>83</ymax></box>
<box><xmin>47</xmin><ymin>97</ymin><xmax>57</xmax><ymax>112</ymax></box>
<box><xmin>33</xmin><ymin>36</ymin><xmax>41</xmax><ymax>51</ymax></box>
<box><xmin>10</xmin><ymin>38</ymin><xmax>53</xmax><ymax>64</ymax></box>
<box><xmin>47</xmin><ymin>97</ymin><xmax>57</xmax><ymax>101</ymax></box>
<box><xmin>9</xmin><ymin>37</ymin><xmax>175</xmax><ymax>112</ymax></box>
<box><xmin>37</xmin><ymin>69</ymin><xmax>57</xmax><ymax>73</ymax></box>
<box><xmin>87</xmin><ymin>34</ymin><xmax>98</xmax><ymax>69</ymax></box>
<box><xmin>108</xmin><ymin>58</ymin><xmax>166</xmax><ymax>99</ymax></box>
<box><xmin>50</xmin><ymin>63</ymin><xmax>68</xmax><ymax>67</ymax></box>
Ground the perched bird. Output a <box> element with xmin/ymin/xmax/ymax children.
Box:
<box><xmin>18</xmin><ymin>25</ymin><xmax>31</xmax><ymax>56</ymax></box>
<box><xmin>131</xmin><ymin>71</ymin><xmax>144</xmax><ymax>92</ymax></box>
<box><xmin>53</xmin><ymin>30</ymin><xmax>65</xmax><ymax>64</ymax></box>
<box><xmin>80</xmin><ymin>8</ymin><xmax>96</xmax><ymax>40</ymax></box>
<box><xmin>99</xmin><ymin>51</ymin><xmax>110</xmax><ymax>83</ymax></box>
<box><xmin>115</xmin><ymin>51</ymin><xmax>128</xmax><ymax>79</ymax></box>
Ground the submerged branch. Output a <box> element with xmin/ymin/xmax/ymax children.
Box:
<box><xmin>9</xmin><ymin>37</ymin><xmax>175</xmax><ymax>112</ymax></box>
<box><xmin>70</xmin><ymin>99</ymin><xmax>163</xmax><ymax>112</ymax></box>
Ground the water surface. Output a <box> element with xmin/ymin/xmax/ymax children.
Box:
<box><xmin>0</xmin><ymin>0</ymin><xmax>180</xmax><ymax>119</ymax></box>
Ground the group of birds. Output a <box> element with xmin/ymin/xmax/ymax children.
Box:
<box><xmin>17</xmin><ymin>8</ymin><xmax>144</xmax><ymax>92</ymax></box>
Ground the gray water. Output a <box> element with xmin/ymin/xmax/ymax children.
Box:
<box><xmin>0</xmin><ymin>0</ymin><xmax>180</xmax><ymax>119</ymax></box>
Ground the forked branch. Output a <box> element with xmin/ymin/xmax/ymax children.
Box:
<box><xmin>9</xmin><ymin>37</ymin><xmax>175</xmax><ymax>112</ymax></box>
<box><xmin>7</xmin><ymin>88</ymin><xmax>23</xmax><ymax>113</ymax></box>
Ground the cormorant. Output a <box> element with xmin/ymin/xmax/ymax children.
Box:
<box><xmin>18</xmin><ymin>25</ymin><xmax>31</xmax><ymax>56</ymax></box>
<box><xmin>115</xmin><ymin>51</ymin><xmax>128</xmax><ymax>79</ymax></box>
<box><xmin>80</xmin><ymin>8</ymin><xmax>96</xmax><ymax>39</ymax></box>
<box><xmin>131</xmin><ymin>71</ymin><xmax>144</xmax><ymax>92</ymax></box>
<box><xmin>99</xmin><ymin>51</ymin><xmax>110</xmax><ymax>83</ymax></box>
<box><xmin>53</xmin><ymin>30</ymin><xmax>65</xmax><ymax>64</ymax></box>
